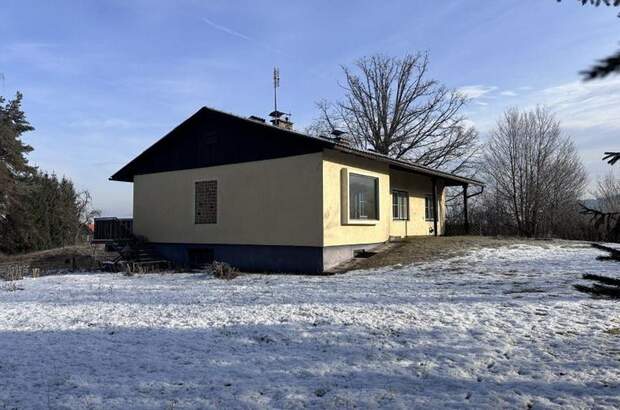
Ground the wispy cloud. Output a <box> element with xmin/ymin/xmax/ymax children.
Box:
<box><xmin>464</xmin><ymin>78</ymin><xmax>620</xmax><ymax>132</ymax></box>
<box><xmin>68</xmin><ymin>118</ymin><xmax>138</xmax><ymax>130</ymax></box>
<box><xmin>464</xmin><ymin>77</ymin><xmax>620</xmax><ymax>186</ymax></box>
<box><xmin>462</xmin><ymin>119</ymin><xmax>477</xmax><ymax>130</ymax></box>
<box><xmin>201</xmin><ymin>17</ymin><xmax>283</xmax><ymax>55</ymax></box>
<box><xmin>0</xmin><ymin>42</ymin><xmax>93</xmax><ymax>76</ymax></box>
<box><xmin>457</xmin><ymin>85</ymin><xmax>498</xmax><ymax>99</ymax></box>
<box><xmin>536</xmin><ymin>76</ymin><xmax>620</xmax><ymax>130</ymax></box>
<box><xmin>202</xmin><ymin>17</ymin><xmax>253</xmax><ymax>42</ymax></box>
<box><xmin>500</xmin><ymin>90</ymin><xmax>517</xmax><ymax>97</ymax></box>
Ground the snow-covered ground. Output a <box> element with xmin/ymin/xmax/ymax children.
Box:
<box><xmin>1</xmin><ymin>242</ymin><xmax>619</xmax><ymax>409</ymax></box>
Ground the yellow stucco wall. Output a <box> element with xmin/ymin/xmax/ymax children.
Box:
<box><xmin>133</xmin><ymin>148</ymin><xmax>446</xmax><ymax>250</ymax></box>
<box><xmin>322</xmin><ymin>150</ymin><xmax>392</xmax><ymax>247</ymax></box>
<box><xmin>322</xmin><ymin>149</ymin><xmax>446</xmax><ymax>247</ymax></box>
<box><xmin>389</xmin><ymin>169</ymin><xmax>445</xmax><ymax>237</ymax></box>
<box><xmin>133</xmin><ymin>153</ymin><xmax>324</xmax><ymax>247</ymax></box>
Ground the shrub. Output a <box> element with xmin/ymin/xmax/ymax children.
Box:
<box><xmin>211</xmin><ymin>261</ymin><xmax>239</xmax><ymax>280</ymax></box>
<box><xmin>1</xmin><ymin>266</ymin><xmax>25</xmax><ymax>291</ymax></box>
<box><xmin>1</xmin><ymin>281</ymin><xmax>20</xmax><ymax>292</ymax></box>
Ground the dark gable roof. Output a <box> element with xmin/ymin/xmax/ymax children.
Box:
<box><xmin>111</xmin><ymin>106</ymin><xmax>483</xmax><ymax>186</ymax></box>
<box><xmin>110</xmin><ymin>107</ymin><xmax>328</xmax><ymax>182</ymax></box>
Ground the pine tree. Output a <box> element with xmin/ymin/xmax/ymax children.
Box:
<box><xmin>0</xmin><ymin>92</ymin><xmax>99</xmax><ymax>254</ymax></box>
<box><xmin>0</xmin><ymin>92</ymin><xmax>34</xmax><ymax>219</ymax></box>
<box><xmin>0</xmin><ymin>93</ymin><xmax>36</xmax><ymax>253</ymax></box>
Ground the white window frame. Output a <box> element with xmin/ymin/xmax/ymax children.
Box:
<box><xmin>425</xmin><ymin>195</ymin><xmax>435</xmax><ymax>221</ymax></box>
<box><xmin>392</xmin><ymin>190</ymin><xmax>409</xmax><ymax>220</ymax></box>
<box><xmin>340</xmin><ymin>168</ymin><xmax>380</xmax><ymax>225</ymax></box>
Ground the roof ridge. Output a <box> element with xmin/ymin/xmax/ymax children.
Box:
<box><xmin>111</xmin><ymin>105</ymin><xmax>483</xmax><ymax>186</ymax></box>
<box><xmin>200</xmin><ymin>106</ymin><xmax>479</xmax><ymax>183</ymax></box>
<box><xmin>199</xmin><ymin>105</ymin><xmax>334</xmax><ymax>144</ymax></box>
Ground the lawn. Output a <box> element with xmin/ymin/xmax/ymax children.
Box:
<box><xmin>1</xmin><ymin>241</ymin><xmax>619</xmax><ymax>409</ymax></box>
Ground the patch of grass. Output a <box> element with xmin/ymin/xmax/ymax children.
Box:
<box><xmin>0</xmin><ymin>245</ymin><xmax>101</xmax><ymax>274</ymax></box>
<box><xmin>340</xmin><ymin>236</ymin><xmax>572</xmax><ymax>272</ymax></box>
<box><xmin>606</xmin><ymin>328</ymin><xmax>620</xmax><ymax>336</ymax></box>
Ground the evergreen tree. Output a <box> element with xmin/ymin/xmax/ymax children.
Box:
<box><xmin>0</xmin><ymin>92</ymin><xmax>34</xmax><ymax>219</ymax></box>
<box><xmin>1</xmin><ymin>170</ymin><xmax>96</xmax><ymax>253</ymax></box>
<box><xmin>0</xmin><ymin>92</ymin><xmax>98</xmax><ymax>254</ymax></box>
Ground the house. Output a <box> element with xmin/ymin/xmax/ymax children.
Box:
<box><xmin>110</xmin><ymin>107</ymin><xmax>482</xmax><ymax>273</ymax></box>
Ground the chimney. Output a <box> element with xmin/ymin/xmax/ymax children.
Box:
<box><xmin>269</xmin><ymin>110</ymin><xmax>294</xmax><ymax>130</ymax></box>
<box><xmin>248</xmin><ymin>115</ymin><xmax>266</xmax><ymax>123</ymax></box>
<box><xmin>331</xmin><ymin>129</ymin><xmax>349</xmax><ymax>145</ymax></box>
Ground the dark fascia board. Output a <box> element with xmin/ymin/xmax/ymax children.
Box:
<box><xmin>332</xmin><ymin>145</ymin><xmax>484</xmax><ymax>186</ymax></box>
<box><xmin>110</xmin><ymin>107</ymin><xmax>206</xmax><ymax>182</ymax></box>
<box><xmin>110</xmin><ymin>105</ymin><xmax>483</xmax><ymax>187</ymax></box>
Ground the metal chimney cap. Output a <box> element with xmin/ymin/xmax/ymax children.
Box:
<box><xmin>331</xmin><ymin>129</ymin><xmax>346</xmax><ymax>137</ymax></box>
<box><xmin>269</xmin><ymin>110</ymin><xmax>289</xmax><ymax>118</ymax></box>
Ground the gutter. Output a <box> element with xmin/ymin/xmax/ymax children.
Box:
<box><xmin>333</xmin><ymin>145</ymin><xmax>484</xmax><ymax>187</ymax></box>
<box><xmin>466</xmin><ymin>185</ymin><xmax>485</xmax><ymax>198</ymax></box>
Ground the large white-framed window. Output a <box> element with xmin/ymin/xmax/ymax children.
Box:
<box><xmin>392</xmin><ymin>190</ymin><xmax>409</xmax><ymax>220</ymax></box>
<box><xmin>340</xmin><ymin>168</ymin><xmax>380</xmax><ymax>225</ymax></box>
<box><xmin>425</xmin><ymin>195</ymin><xmax>435</xmax><ymax>221</ymax></box>
<box><xmin>349</xmin><ymin>173</ymin><xmax>379</xmax><ymax>220</ymax></box>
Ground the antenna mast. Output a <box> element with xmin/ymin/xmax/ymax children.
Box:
<box><xmin>273</xmin><ymin>67</ymin><xmax>280</xmax><ymax>112</ymax></box>
<box><xmin>268</xmin><ymin>67</ymin><xmax>293</xmax><ymax>130</ymax></box>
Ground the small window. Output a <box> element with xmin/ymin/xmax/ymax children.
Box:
<box><xmin>195</xmin><ymin>180</ymin><xmax>217</xmax><ymax>224</ymax></box>
<box><xmin>392</xmin><ymin>190</ymin><xmax>409</xmax><ymax>220</ymax></box>
<box><xmin>349</xmin><ymin>173</ymin><xmax>379</xmax><ymax>220</ymax></box>
<box><xmin>425</xmin><ymin>195</ymin><xmax>435</xmax><ymax>221</ymax></box>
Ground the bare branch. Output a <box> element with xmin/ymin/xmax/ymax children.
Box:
<box><xmin>479</xmin><ymin>106</ymin><xmax>587</xmax><ymax>237</ymax></box>
<box><xmin>308</xmin><ymin>53</ymin><xmax>479</xmax><ymax>174</ymax></box>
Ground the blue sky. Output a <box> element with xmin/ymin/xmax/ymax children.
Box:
<box><xmin>1</xmin><ymin>0</ymin><xmax>619</xmax><ymax>216</ymax></box>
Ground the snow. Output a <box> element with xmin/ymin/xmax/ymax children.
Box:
<box><xmin>1</xmin><ymin>242</ymin><xmax>619</xmax><ymax>409</ymax></box>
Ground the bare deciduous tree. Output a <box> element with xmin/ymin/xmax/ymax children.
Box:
<box><xmin>481</xmin><ymin>107</ymin><xmax>587</xmax><ymax>237</ymax></box>
<box><xmin>580</xmin><ymin>159</ymin><xmax>620</xmax><ymax>241</ymax></box>
<box><xmin>308</xmin><ymin>53</ymin><xmax>479</xmax><ymax>174</ymax></box>
<box><xmin>594</xmin><ymin>170</ymin><xmax>620</xmax><ymax>213</ymax></box>
<box><xmin>74</xmin><ymin>189</ymin><xmax>100</xmax><ymax>243</ymax></box>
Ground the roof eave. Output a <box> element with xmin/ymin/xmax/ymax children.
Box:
<box><xmin>332</xmin><ymin>145</ymin><xmax>484</xmax><ymax>186</ymax></box>
<box><xmin>108</xmin><ymin>105</ymin><xmax>483</xmax><ymax>187</ymax></box>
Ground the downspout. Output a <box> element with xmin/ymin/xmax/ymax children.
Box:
<box><xmin>432</xmin><ymin>178</ymin><xmax>438</xmax><ymax>236</ymax></box>
<box><xmin>465</xmin><ymin>185</ymin><xmax>484</xmax><ymax>234</ymax></box>
<box><xmin>463</xmin><ymin>184</ymin><xmax>469</xmax><ymax>235</ymax></box>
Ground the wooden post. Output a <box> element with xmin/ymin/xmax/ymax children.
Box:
<box><xmin>463</xmin><ymin>184</ymin><xmax>469</xmax><ymax>235</ymax></box>
<box><xmin>432</xmin><ymin>178</ymin><xmax>438</xmax><ymax>236</ymax></box>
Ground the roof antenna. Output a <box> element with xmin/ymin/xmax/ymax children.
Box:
<box><xmin>269</xmin><ymin>67</ymin><xmax>294</xmax><ymax>130</ymax></box>
<box><xmin>273</xmin><ymin>67</ymin><xmax>280</xmax><ymax>112</ymax></box>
